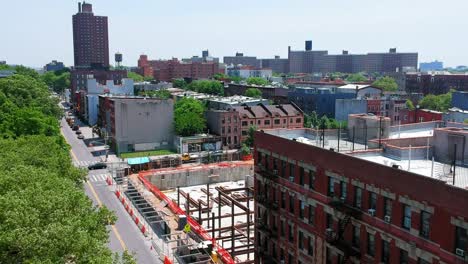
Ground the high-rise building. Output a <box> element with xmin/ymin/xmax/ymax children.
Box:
<box><xmin>72</xmin><ymin>2</ymin><xmax>109</xmax><ymax>68</ymax></box>
<box><xmin>420</xmin><ymin>61</ymin><xmax>444</xmax><ymax>72</ymax></box>
<box><xmin>288</xmin><ymin>41</ymin><xmax>418</xmax><ymax>74</ymax></box>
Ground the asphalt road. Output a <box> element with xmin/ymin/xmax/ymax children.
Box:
<box><xmin>61</xmin><ymin>117</ymin><xmax>161</xmax><ymax>264</ymax></box>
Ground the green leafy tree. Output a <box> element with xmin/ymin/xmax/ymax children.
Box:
<box><xmin>172</xmin><ymin>78</ymin><xmax>187</xmax><ymax>89</ymax></box>
<box><xmin>241</xmin><ymin>143</ymin><xmax>251</xmax><ymax>155</ymax></box>
<box><xmin>139</xmin><ymin>89</ymin><xmax>171</xmax><ymax>99</ymax></box>
<box><xmin>14</xmin><ymin>65</ymin><xmax>40</xmax><ymax>79</ymax></box>
<box><xmin>244</xmin><ymin>125</ymin><xmax>257</xmax><ymax>147</ymax></box>
<box><xmin>230</xmin><ymin>76</ymin><xmax>243</xmax><ymax>84</ymax></box>
<box><xmin>174</xmin><ymin>98</ymin><xmax>206</xmax><ymax>136</ymax></box>
<box><xmin>372</xmin><ymin>76</ymin><xmax>398</xmax><ymax>91</ymax></box>
<box><xmin>246</xmin><ymin>77</ymin><xmax>269</xmax><ymax>86</ymax></box>
<box><xmin>405</xmin><ymin>99</ymin><xmax>415</xmax><ymax>110</ymax></box>
<box><xmin>304</xmin><ymin>111</ymin><xmax>319</xmax><ymax>128</ymax></box>
<box><xmin>418</xmin><ymin>91</ymin><xmax>452</xmax><ymax>112</ymax></box>
<box><xmin>346</xmin><ymin>73</ymin><xmax>368</xmax><ymax>83</ymax></box>
<box><xmin>41</xmin><ymin>71</ymin><xmax>70</xmax><ymax>94</ymax></box>
<box><xmin>213</xmin><ymin>73</ymin><xmax>230</xmax><ymax>81</ymax></box>
<box><xmin>244</xmin><ymin>88</ymin><xmax>262</xmax><ymax>98</ymax></box>
<box><xmin>187</xmin><ymin>80</ymin><xmax>224</xmax><ymax>95</ymax></box>
<box><xmin>127</xmin><ymin>71</ymin><xmax>144</xmax><ymax>82</ymax></box>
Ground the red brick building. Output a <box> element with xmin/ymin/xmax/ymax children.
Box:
<box><xmin>399</xmin><ymin>109</ymin><xmax>443</xmax><ymax>125</ymax></box>
<box><xmin>205</xmin><ymin>104</ymin><xmax>304</xmax><ymax>148</ymax></box>
<box><xmin>137</xmin><ymin>55</ymin><xmax>222</xmax><ymax>81</ymax></box>
<box><xmin>254</xmin><ymin>129</ymin><xmax>468</xmax><ymax>264</ymax></box>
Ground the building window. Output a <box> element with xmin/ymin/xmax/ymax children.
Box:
<box><xmin>296</xmin><ymin>118</ymin><xmax>302</xmax><ymax>123</ymax></box>
<box><xmin>326</xmin><ymin>213</ymin><xmax>333</xmax><ymax>229</ymax></box>
<box><xmin>242</xmin><ymin>121</ymin><xmax>248</xmax><ymax>127</ymax></box>
<box><xmin>242</xmin><ymin>130</ymin><xmax>247</xmax><ymax>136</ymax></box>
<box><xmin>264</xmin><ymin>120</ymin><xmax>270</xmax><ymax>125</ymax></box>
<box><xmin>288</xmin><ymin>223</ymin><xmax>294</xmax><ymax>242</ymax></box>
<box><xmin>257</xmin><ymin>153</ymin><xmax>262</xmax><ymax>165</ymax></box>
<box><xmin>281</xmin><ymin>192</ymin><xmax>285</xmax><ymax>208</ymax></box>
<box><xmin>281</xmin><ymin>160</ymin><xmax>286</xmax><ymax>178</ymax></box>
<box><xmin>289</xmin><ymin>195</ymin><xmax>294</xmax><ymax>214</ymax></box>
<box><xmin>328</xmin><ymin>177</ymin><xmax>335</xmax><ymax>197</ymax></box>
<box><xmin>384</xmin><ymin>197</ymin><xmax>392</xmax><ymax>219</ymax></box>
<box><xmin>280</xmin><ymin>219</ymin><xmax>285</xmax><ymax>237</ymax></box>
<box><xmin>400</xmin><ymin>249</ymin><xmax>409</xmax><ymax>264</ymax></box>
<box><xmin>382</xmin><ymin>240</ymin><xmax>390</xmax><ymax>263</ymax></box>
<box><xmin>273</xmin><ymin>158</ymin><xmax>277</xmax><ymax>170</ymax></box>
<box><xmin>418</xmin><ymin>258</ymin><xmax>430</xmax><ymax>264</ymax></box>
<box><xmin>227</xmin><ymin>127</ymin><xmax>231</xmax><ymax>133</ymax></box>
<box><xmin>352</xmin><ymin>225</ymin><xmax>360</xmax><ymax>247</ymax></box>
<box><xmin>298</xmin><ymin>230</ymin><xmax>304</xmax><ymax>250</ymax></box>
<box><xmin>354</xmin><ymin>187</ymin><xmax>362</xmax><ymax>209</ymax></box>
<box><xmin>274</xmin><ymin>119</ymin><xmax>280</xmax><ymax>125</ymax></box>
<box><xmin>308</xmin><ymin>236</ymin><xmax>314</xmax><ymax>256</ymax></box>
<box><xmin>420</xmin><ymin>211</ymin><xmax>431</xmax><ymax>239</ymax></box>
<box><xmin>288</xmin><ymin>253</ymin><xmax>294</xmax><ymax>264</ymax></box>
<box><xmin>367</xmin><ymin>233</ymin><xmax>375</xmax><ymax>257</ymax></box>
<box><xmin>222</xmin><ymin>127</ymin><xmax>225</xmax><ymax>134</ymax></box>
<box><xmin>455</xmin><ymin>226</ymin><xmax>468</xmax><ymax>254</ymax></box>
<box><xmin>283</xmin><ymin>119</ymin><xmax>286</xmax><ymax>124</ymax></box>
<box><xmin>369</xmin><ymin>192</ymin><xmax>377</xmax><ymax>210</ymax></box>
<box><xmin>309</xmin><ymin>170</ymin><xmax>316</xmax><ymax>189</ymax></box>
<box><xmin>299</xmin><ymin>200</ymin><xmax>305</xmax><ymax>219</ymax></box>
<box><xmin>289</xmin><ymin>163</ymin><xmax>295</xmax><ymax>181</ymax></box>
<box><xmin>402</xmin><ymin>205</ymin><xmax>411</xmax><ymax>230</ymax></box>
<box><xmin>299</xmin><ymin>167</ymin><xmax>304</xmax><ymax>186</ymax></box>
<box><xmin>309</xmin><ymin>205</ymin><xmax>315</xmax><ymax>225</ymax></box>
<box><xmin>341</xmin><ymin>182</ymin><xmax>347</xmax><ymax>200</ymax></box>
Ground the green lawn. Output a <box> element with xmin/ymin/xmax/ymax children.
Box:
<box><xmin>120</xmin><ymin>149</ymin><xmax>177</xmax><ymax>159</ymax></box>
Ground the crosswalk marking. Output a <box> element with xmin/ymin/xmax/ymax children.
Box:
<box><xmin>88</xmin><ymin>173</ymin><xmax>110</xmax><ymax>182</ymax></box>
<box><xmin>73</xmin><ymin>160</ymin><xmax>100</xmax><ymax>168</ymax></box>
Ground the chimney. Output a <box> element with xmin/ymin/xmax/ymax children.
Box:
<box><xmin>274</xmin><ymin>55</ymin><xmax>280</xmax><ymax>59</ymax></box>
<box><xmin>389</xmin><ymin>48</ymin><xmax>397</xmax><ymax>53</ymax></box>
<box><xmin>78</xmin><ymin>2</ymin><xmax>82</xmax><ymax>12</ymax></box>
<box><xmin>342</xmin><ymin>50</ymin><xmax>349</xmax><ymax>55</ymax></box>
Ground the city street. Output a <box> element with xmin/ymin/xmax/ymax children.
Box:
<box><xmin>60</xmin><ymin>113</ymin><xmax>161</xmax><ymax>264</ymax></box>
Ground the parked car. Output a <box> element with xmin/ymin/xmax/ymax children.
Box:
<box><xmin>75</xmin><ymin>130</ymin><xmax>82</xmax><ymax>135</ymax></box>
<box><xmin>72</xmin><ymin>125</ymin><xmax>79</xmax><ymax>131</ymax></box>
<box><xmin>88</xmin><ymin>162</ymin><xmax>107</xmax><ymax>170</ymax></box>
<box><xmin>77</xmin><ymin>134</ymin><xmax>84</xmax><ymax>139</ymax></box>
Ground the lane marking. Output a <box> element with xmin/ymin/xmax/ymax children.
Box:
<box><xmin>86</xmin><ymin>181</ymin><xmax>127</xmax><ymax>250</ymax></box>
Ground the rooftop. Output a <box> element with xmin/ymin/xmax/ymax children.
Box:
<box><xmin>263</xmin><ymin>127</ymin><xmax>468</xmax><ymax>190</ymax></box>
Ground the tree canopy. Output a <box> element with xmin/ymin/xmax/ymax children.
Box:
<box><xmin>127</xmin><ymin>71</ymin><xmax>144</xmax><ymax>82</ymax></box>
<box><xmin>186</xmin><ymin>80</ymin><xmax>224</xmax><ymax>95</ymax></box>
<box><xmin>138</xmin><ymin>89</ymin><xmax>172</xmax><ymax>99</ymax></box>
<box><xmin>0</xmin><ymin>67</ymin><xmax>135</xmax><ymax>263</ymax></box>
<box><xmin>244</xmin><ymin>125</ymin><xmax>257</xmax><ymax>147</ymax></box>
<box><xmin>41</xmin><ymin>70</ymin><xmax>70</xmax><ymax>94</ymax></box>
<box><xmin>174</xmin><ymin>98</ymin><xmax>206</xmax><ymax>136</ymax></box>
<box><xmin>346</xmin><ymin>73</ymin><xmax>368</xmax><ymax>83</ymax></box>
<box><xmin>405</xmin><ymin>99</ymin><xmax>415</xmax><ymax>110</ymax></box>
<box><xmin>172</xmin><ymin>78</ymin><xmax>188</xmax><ymax>89</ymax></box>
<box><xmin>418</xmin><ymin>91</ymin><xmax>452</xmax><ymax>112</ymax></box>
<box><xmin>246</xmin><ymin>77</ymin><xmax>269</xmax><ymax>86</ymax></box>
<box><xmin>244</xmin><ymin>88</ymin><xmax>262</xmax><ymax>98</ymax></box>
<box><xmin>372</xmin><ymin>76</ymin><xmax>398</xmax><ymax>91</ymax></box>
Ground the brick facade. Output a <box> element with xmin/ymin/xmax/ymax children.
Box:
<box><xmin>254</xmin><ymin>131</ymin><xmax>468</xmax><ymax>264</ymax></box>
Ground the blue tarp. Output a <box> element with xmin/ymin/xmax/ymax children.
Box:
<box><xmin>127</xmin><ymin>157</ymin><xmax>150</xmax><ymax>165</ymax></box>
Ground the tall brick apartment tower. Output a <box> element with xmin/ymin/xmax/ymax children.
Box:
<box><xmin>72</xmin><ymin>2</ymin><xmax>109</xmax><ymax>68</ymax></box>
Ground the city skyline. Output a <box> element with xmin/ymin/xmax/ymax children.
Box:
<box><xmin>1</xmin><ymin>0</ymin><xmax>468</xmax><ymax>67</ymax></box>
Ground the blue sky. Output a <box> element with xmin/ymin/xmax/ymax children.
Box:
<box><xmin>1</xmin><ymin>0</ymin><xmax>467</xmax><ymax>68</ymax></box>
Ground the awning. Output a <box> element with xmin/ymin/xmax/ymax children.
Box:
<box><xmin>127</xmin><ymin>157</ymin><xmax>150</xmax><ymax>165</ymax></box>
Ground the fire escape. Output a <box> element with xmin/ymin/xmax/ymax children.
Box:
<box><xmin>255</xmin><ymin>162</ymin><xmax>279</xmax><ymax>263</ymax></box>
<box><xmin>326</xmin><ymin>197</ymin><xmax>362</xmax><ymax>263</ymax></box>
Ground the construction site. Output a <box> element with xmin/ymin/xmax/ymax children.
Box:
<box><xmin>112</xmin><ymin>160</ymin><xmax>256</xmax><ymax>264</ymax></box>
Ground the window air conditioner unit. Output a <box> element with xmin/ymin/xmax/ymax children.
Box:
<box><xmin>289</xmin><ymin>176</ymin><xmax>294</xmax><ymax>182</ymax></box>
<box><xmin>368</xmin><ymin>209</ymin><xmax>376</xmax><ymax>216</ymax></box>
<box><xmin>273</xmin><ymin>169</ymin><xmax>278</xmax><ymax>175</ymax></box>
<box><xmin>456</xmin><ymin>248</ymin><xmax>465</xmax><ymax>258</ymax></box>
<box><xmin>384</xmin><ymin>215</ymin><xmax>391</xmax><ymax>223</ymax></box>
<box><xmin>325</xmin><ymin>228</ymin><xmax>334</xmax><ymax>236</ymax></box>
<box><xmin>340</xmin><ymin>196</ymin><xmax>346</xmax><ymax>202</ymax></box>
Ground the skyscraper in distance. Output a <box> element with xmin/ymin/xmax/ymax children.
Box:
<box><xmin>72</xmin><ymin>1</ymin><xmax>109</xmax><ymax>69</ymax></box>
